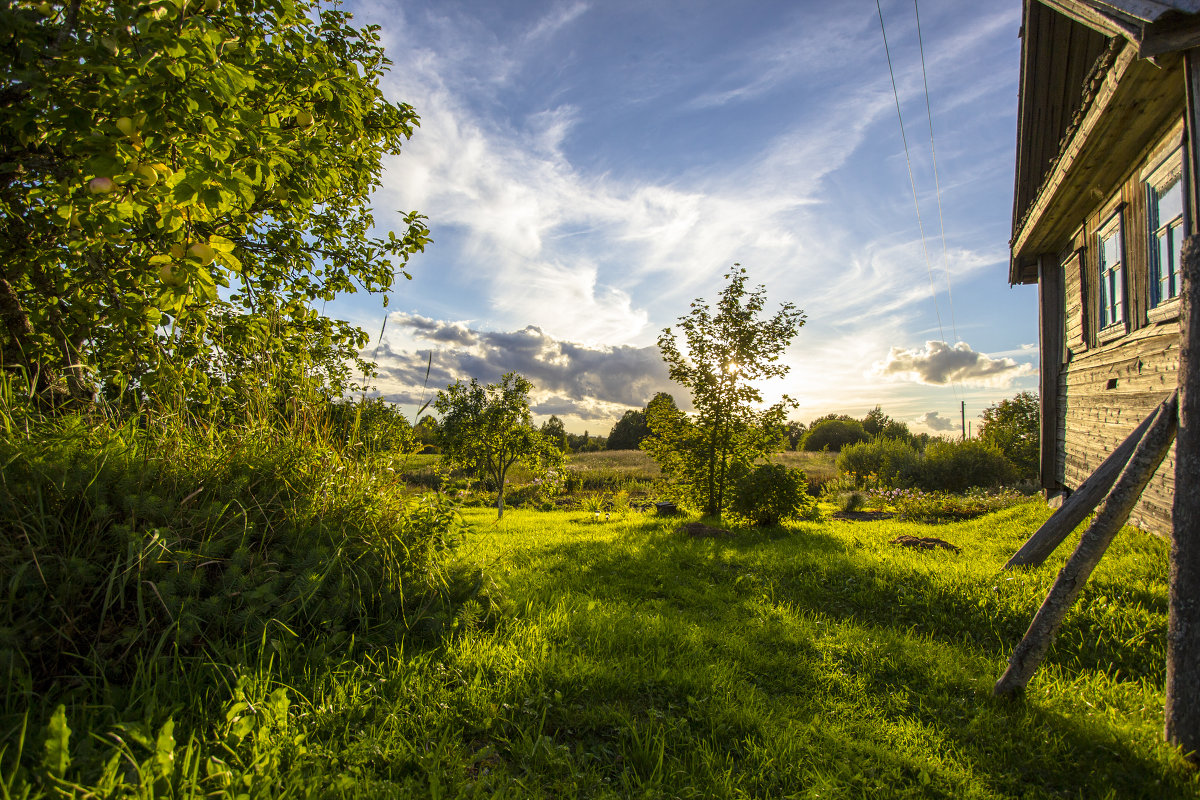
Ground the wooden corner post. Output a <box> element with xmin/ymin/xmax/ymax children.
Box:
<box><xmin>1168</xmin><ymin>48</ymin><xmax>1200</xmax><ymax>764</ymax></box>
<box><xmin>1167</xmin><ymin>232</ymin><xmax>1200</xmax><ymax>761</ymax></box>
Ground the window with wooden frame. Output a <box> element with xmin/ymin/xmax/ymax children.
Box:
<box><xmin>1096</xmin><ymin>210</ymin><xmax>1125</xmax><ymax>332</ymax></box>
<box><xmin>1145</xmin><ymin>147</ymin><xmax>1184</xmax><ymax>311</ymax></box>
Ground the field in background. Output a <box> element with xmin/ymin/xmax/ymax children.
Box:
<box><xmin>398</xmin><ymin>449</ymin><xmax>839</xmax><ymax>496</ymax></box>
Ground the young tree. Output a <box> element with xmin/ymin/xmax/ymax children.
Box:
<box><xmin>607</xmin><ymin>393</ymin><xmax>674</xmax><ymax>450</ymax></box>
<box><xmin>434</xmin><ymin>373</ymin><xmax>562</xmax><ymax>518</ymax></box>
<box><xmin>648</xmin><ymin>265</ymin><xmax>804</xmax><ymax>516</ymax></box>
<box><xmin>540</xmin><ymin>414</ymin><xmax>569</xmax><ymax>452</ymax></box>
<box><xmin>862</xmin><ymin>406</ymin><xmax>892</xmax><ymax>437</ymax></box>
<box><xmin>802</xmin><ymin>418</ymin><xmax>869</xmax><ymax>451</ymax></box>
<box><xmin>606</xmin><ymin>409</ymin><xmax>647</xmax><ymax>450</ymax></box>
<box><xmin>784</xmin><ymin>420</ymin><xmax>807</xmax><ymax>450</ymax></box>
<box><xmin>979</xmin><ymin>391</ymin><xmax>1040</xmax><ymax>481</ymax></box>
<box><xmin>413</xmin><ymin>414</ymin><xmax>440</xmax><ymax>453</ymax></box>
<box><xmin>1</xmin><ymin>0</ymin><xmax>429</xmax><ymax>408</ymax></box>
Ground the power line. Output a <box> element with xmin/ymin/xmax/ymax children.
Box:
<box><xmin>913</xmin><ymin>0</ymin><xmax>960</xmax><ymax>347</ymax></box>
<box><xmin>876</xmin><ymin>0</ymin><xmax>963</xmax><ymax>402</ymax></box>
<box><xmin>875</xmin><ymin>0</ymin><xmax>947</xmax><ymax>349</ymax></box>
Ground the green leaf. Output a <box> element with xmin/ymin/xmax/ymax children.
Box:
<box><xmin>42</xmin><ymin>705</ymin><xmax>71</xmax><ymax>778</ymax></box>
<box><xmin>154</xmin><ymin>718</ymin><xmax>175</xmax><ymax>779</ymax></box>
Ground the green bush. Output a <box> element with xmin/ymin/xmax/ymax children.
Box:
<box><xmin>916</xmin><ymin>439</ymin><xmax>1014</xmax><ymax>492</ymax></box>
<box><xmin>802</xmin><ymin>419</ymin><xmax>869</xmax><ymax>451</ymax></box>
<box><xmin>730</xmin><ymin>463</ymin><xmax>816</xmax><ymax>526</ymax></box>
<box><xmin>880</xmin><ymin>487</ymin><xmax>1031</xmax><ymax>523</ymax></box>
<box><xmin>836</xmin><ymin>438</ymin><xmax>920</xmax><ymax>488</ymax></box>
<box><xmin>0</xmin><ymin>413</ymin><xmax>459</xmax><ymax>686</ymax></box>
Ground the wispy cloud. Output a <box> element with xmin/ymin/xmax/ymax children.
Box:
<box><xmin>350</xmin><ymin>1</ymin><xmax>1027</xmax><ymax>429</ymax></box>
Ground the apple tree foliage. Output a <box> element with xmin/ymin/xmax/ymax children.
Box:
<box><xmin>642</xmin><ymin>266</ymin><xmax>804</xmax><ymax>516</ymax></box>
<box><xmin>0</xmin><ymin>0</ymin><xmax>429</xmax><ymax>409</ymax></box>
<box><xmin>434</xmin><ymin>373</ymin><xmax>563</xmax><ymax>519</ymax></box>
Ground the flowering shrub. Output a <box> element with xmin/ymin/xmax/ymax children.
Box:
<box><xmin>873</xmin><ymin>487</ymin><xmax>1031</xmax><ymax>523</ymax></box>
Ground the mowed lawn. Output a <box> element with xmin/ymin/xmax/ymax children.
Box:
<box><xmin>308</xmin><ymin>503</ymin><xmax>1194</xmax><ymax>799</ymax></box>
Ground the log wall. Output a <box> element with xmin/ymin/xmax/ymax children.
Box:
<box><xmin>1055</xmin><ymin>118</ymin><xmax>1185</xmax><ymax>538</ymax></box>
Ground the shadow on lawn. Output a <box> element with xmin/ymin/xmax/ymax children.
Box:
<box><xmin>494</xmin><ymin>517</ymin><xmax>1187</xmax><ymax>799</ymax></box>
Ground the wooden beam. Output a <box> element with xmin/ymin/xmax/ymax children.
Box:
<box><xmin>1039</xmin><ymin>253</ymin><xmax>1064</xmax><ymax>490</ymax></box>
<box><xmin>1011</xmin><ymin>44</ymin><xmax>1138</xmax><ymax>261</ymax></box>
<box><xmin>995</xmin><ymin>390</ymin><xmax>1178</xmax><ymax>698</ymax></box>
<box><xmin>1004</xmin><ymin>397</ymin><xmax>1162</xmax><ymax>569</ymax></box>
<box><xmin>1166</xmin><ymin>228</ymin><xmax>1200</xmax><ymax>758</ymax></box>
<box><xmin>1038</xmin><ymin>0</ymin><xmax>1143</xmax><ymax>42</ymax></box>
<box><xmin>1141</xmin><ymin>15</ymin><xmax>1200</xmax><ymax>59</ymax></box>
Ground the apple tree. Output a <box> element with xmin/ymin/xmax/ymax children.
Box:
<box><xmin>434</xmin><ymin>373</ymin><xmax>563</xmax><ymax>519</ymax></box>
<box><xmin>0</xmin><ymin>0</ymin><xmax>429</xmax><ymax>409</ymax></box>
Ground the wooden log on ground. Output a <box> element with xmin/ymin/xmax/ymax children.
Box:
<box><xmin>994</xmin><ymin>391</ymin><xmax>1178</xmax><ymax>698</ymax></box>
<box><xmin>1167</xmin><ymin>234</ymin><xmax>1200</xmax><ymax>764</ymax></box>
<box><xmin>1004</xmin><ymin>404</ymin><xmax>1161</xmax><ymax>570</ymax></box>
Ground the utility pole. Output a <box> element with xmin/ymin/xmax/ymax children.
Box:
<box><xmin>961</xmin><ymin>400</ymin><xmax>966</xmax><ymax>441</ymax></box>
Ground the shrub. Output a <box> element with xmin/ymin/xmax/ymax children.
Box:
<box><xmin>883</xmin><ymin>487</ymin><xmax>1031</xmax><ymax>523</ymax></box>
<box><xmin>837</xmin><ymin>491</ymin><xmax>866</xmax><ymax>513</ymax></box>
<box><xmin>802</xmin><ymin>419</ymin><xmax>869</xmax><ymax>451</ymax></box>
<box><xmin>730</xmin><ymin>463</ymin><xmax>816</xmax><ymax>526</ymax></box>
<box><xmin>836</xmin><ymin>438</ymin><xmax>920</xmax><ymax>488</ymax></box>
<box><xmin>916</xmin><ymin>439</ymin><xmax>1014</xmax><ymax>492</ymax></box>
<box><xmin>0</xmin><ymin>414</ymin><xmax>459</xmax><ymax>686</ymax></box>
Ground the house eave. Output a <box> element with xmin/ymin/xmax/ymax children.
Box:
<box><xmin>1010</xmin><ymin>42</ymin><xmax>1184</xmax><ymax>282</ymax></box>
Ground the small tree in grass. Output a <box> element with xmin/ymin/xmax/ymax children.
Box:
<box><xmin>644</xmin><ymin>265</ymin><xmax>804</xmax><ymax>516</ymax></box>
<box><xmin>434</xmin><ymin>373</ymin><xmax>562</xmax><ymax>518</ymax></box>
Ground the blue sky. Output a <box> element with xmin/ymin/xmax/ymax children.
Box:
<box><xmin>333</xmin><ymin>0</ymin><xmax>1036</xmax><ymax>435</ymax></box>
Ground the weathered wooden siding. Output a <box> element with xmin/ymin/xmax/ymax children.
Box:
<box><xmin>1056</xmin><ymin>120</ymin><xmax>1183</xmax><ymax>538</ymax></box>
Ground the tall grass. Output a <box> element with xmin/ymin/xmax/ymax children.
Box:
<box><xmin>0</xmin><ymin>375</ymin><xmax>461</xmax><ymax>796</ymax></box>
<box><xmin>2</xmin><ymin>375</ymin><xmax>1194</xmax><ymax>797</ymax></box>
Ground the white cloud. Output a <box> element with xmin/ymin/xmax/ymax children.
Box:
<box><xmin>916</xmin><ymin>410</ymin><xmax>959</xmax><ymax>432</ymax></box>
<box><xmin>871</xmin><ymin>340</ymin><xmax>1033</xmax><ymax>387</ymax></box>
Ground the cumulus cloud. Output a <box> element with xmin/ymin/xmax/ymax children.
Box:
<box><xmin>916</xmin><ymin>411</ymin><xmax>959</xmax><ymax>432</ymax></box>
<box><xmin>872</xmin><ymin>341</ymin><xmax>1032</xmax><ymax>387</ymax></box>
<box><xmin>369</xmin><ymin>313</ymin><xmax>680</xmax><ymax>422</ymax></box>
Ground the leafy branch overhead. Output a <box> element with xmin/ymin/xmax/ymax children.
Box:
<box><xmin>1</xmin><ymin>0</ymin><xmax>429</xmax><ymax>407</ymax></box>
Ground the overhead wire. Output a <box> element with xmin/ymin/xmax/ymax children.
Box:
<box><xmin>875</xmin><ymin>0</ymin><xmax>963</xmax><ymax>403</ymax></box>
<box><xmin>913</xmin><ymin>0</ymin><xmax>960</xmax><ymax>348</ymax></box>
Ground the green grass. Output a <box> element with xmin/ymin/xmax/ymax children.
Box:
<box><xmin>9</xmin><ymin>495</ymin><xmax>1194</xmax><ymax>798</ymax></box>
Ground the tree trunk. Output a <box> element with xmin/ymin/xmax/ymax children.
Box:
<box><xmin>1167</xmin><ymin>235</ymin><xmax>1200</xmax><ymax>764</ymax></box>
<box><xmin>1004</xmin><ymin>402</ymin><xmax>1161</xmax><ymax>569</ymax></box>
<box><xmin>995</xmin><ymin>391</ymin><xmax>1178</xmax><ymax>697</ymax></box>
<box><xmin>496</xmin><ymin>467</ymin><xmax>506</xmax><ymax>519</ymax></box>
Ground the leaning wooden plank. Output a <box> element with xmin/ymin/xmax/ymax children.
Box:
<box><xmin>1004</xmin><ymin>401</ymin><xmax>1162</xmax><ymax>569</ymax></box>
<box><xmin>1166</xmin><ymin>234</ymin><xmax>1200</xmax><ymax>764</ymax></box>
<box><xmin>994</xmin><ymin>391</ymin><xmax>1178</xmax><ymax>698</ymax></box>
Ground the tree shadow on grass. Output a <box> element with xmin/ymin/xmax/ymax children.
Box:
<box><xmin>480</xmin><ymin>516</ymin><xmax>1191</xmax><ymax>799</ymax></box>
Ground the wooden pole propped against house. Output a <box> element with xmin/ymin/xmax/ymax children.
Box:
<box><xmin>1004</xmin><ymin>404</ymin><xmax>1160</xmax><ymax>569</ymax></box>
<box><xmin>994</xmin><ymin>390</ymin><xmax>1179</xmax><ymax>698</ymax></box>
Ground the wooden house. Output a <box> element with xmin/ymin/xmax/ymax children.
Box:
<box><xmin>1010</xmin><ymin>0</ymin><xmax>1200</xmax><ymax>537</ymax></box>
